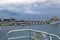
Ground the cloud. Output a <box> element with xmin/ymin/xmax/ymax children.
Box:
<box><xmin>0</xmin><ymin>0</ymin><xmax>46</xmax><ymax>5</ymax></box>
<box><xmin>25</xmin><ymin>10</ymin><xmax>34</xmax><ymax>14</ymax></box>
<box><xmin>24</xmin><ymin>9</ymin><xmax>41</xmax><ymax>14</ymax></box>
<box><xmin>0</xmin><ymin>0</ymin><xmax>60</xmax><ymax>15</ymax></box>
<box><xmin>50</xmin><ymin>0</ymin><xmax>60</xmax><ymax>4</ymax></box>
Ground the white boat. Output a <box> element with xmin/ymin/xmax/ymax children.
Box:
<box><xmin>50</xmin><ymin>21</ymin><xmax>59</xmax><ymax>24</ymax></box>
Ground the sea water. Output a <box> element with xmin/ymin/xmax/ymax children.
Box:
<box><xmin>0</xmin><ymin>24</ymin><xmax>60</xmax><ymax>40</ymax></box>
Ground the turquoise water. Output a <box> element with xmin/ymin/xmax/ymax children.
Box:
<box><xmin>0</xmin><ymin>24</ymin><xmax>60</xmax><ymax>40</ymax></box>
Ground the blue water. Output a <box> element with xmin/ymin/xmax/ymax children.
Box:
<box><xmin>0</xmin><ymin>24</ymin><xmax>60</xmax><ymax>40</ymax></box>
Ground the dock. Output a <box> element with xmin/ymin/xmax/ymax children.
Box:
<box><xmin>0</xmin><ymin>17</ymin><xmax>59</xmax><ymax>26</ymax></box>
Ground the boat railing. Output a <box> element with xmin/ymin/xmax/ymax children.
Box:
<box><xmin>6</xmin><ymin>29</ymin><xmax>60</xmax><ymax>40</ymax></box>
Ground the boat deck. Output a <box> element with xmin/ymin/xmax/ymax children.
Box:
<box><xmin>6</xmin><ymin>29</ymin><xmax>60</xmax><ymax>40</ymax></box>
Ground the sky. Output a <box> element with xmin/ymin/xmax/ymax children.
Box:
<box><xmin>0</xmin><ymin>0</ymin><xmax>47</xmax><ymax>4</ymax></box>
<box><xmin>0</xmin><ymin>0</ymin><xmax>60</xmax><ymax>5</ymax></box>
<box><xmin>0</xmin><ymin>0</ymin><xmax>60</xmax><ymax>18</ymax></box>
<box><xmin>0</xmin><ymin>0</ymin><xmax>60</xmax><ymax>14</ymax></box>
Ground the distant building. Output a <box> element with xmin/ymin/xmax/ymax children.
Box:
<box><xmin>50</xmin><ymin>16</ymin><xmax>60</xmax><ymax>24</ymax></box>
<box><xmin>3</xmin><ymin>18</ymin><xmax>15</xmax><ymax>22</ymax></box>
<box><xmin>4</xmin><ymin>19</ymin><xmax>10</xmax><ymax>22</ymax></box>
<box><xmin>9</xmin><ymin>18</ymin><xmax>15</xmax><ymax>22</ymax></box>
<box><xmin>0</xmin><ymin>19</ymin><xmax>2</xmax><ymax>22</ymax></box>
<box><xmin>50</xmin><ymin>16</ymin><xmax>59</xmax><ymax>21</ymax></box>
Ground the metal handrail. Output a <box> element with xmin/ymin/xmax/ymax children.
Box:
<box><xmin>6</xmin><ymin>29</ymin><xmax>60</xmax><ymax>40</ymax></box>
<box><xmin>8</xmin><ymin>36</ymin><xmax>35</xmax><ymax>40</ymax></box>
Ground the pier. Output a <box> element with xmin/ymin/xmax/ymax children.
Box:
<box><xmin>0</xmin><ymin>17</ymin><xmax>59</xmax><ymax>26</ymax></box>
<box><xmin>0</xmin><ymin>20</ymin><xmax>51</xmax><ymax>26</ymax></box>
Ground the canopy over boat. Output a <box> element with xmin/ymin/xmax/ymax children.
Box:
<box><xmin>50</xmin><ymin>16</ymin><xmax>59</xmax><ymax>21</ymax></box>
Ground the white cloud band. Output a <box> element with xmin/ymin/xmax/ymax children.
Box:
<box><xmin>0</xmin><ymin>0</ymin><xmax>46</xmax><ymax>5</ymax></box>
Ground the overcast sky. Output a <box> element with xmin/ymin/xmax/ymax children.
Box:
<box><xmin>0</xmin><ymin>0</ymin><xmax>60</xmax><ymax>18</ymax></box>
<box><xmin>0</xmin><ymin>0</ymin><xmax>60</xmax><ymax>5</ymax></box>
<box><xmin>0</xmin><ymin>0</ymin><xmax>47</xmax><ymax>4</ymax></box>
<box><xmin>0</xmin><ymin>0</ymin><xmax>60</xmax><ymax>15</ymax></box>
